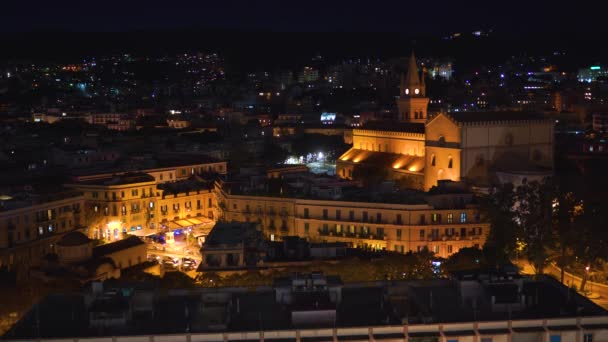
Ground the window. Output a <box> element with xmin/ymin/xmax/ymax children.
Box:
<box><xmin>460</xmin><ymin>212</ymin><xmax>467</xmax><ymax>223</ymax></box>
<box><xmin>208</xmin><ymin>198</ymin><xmax>212</xmax><ymax>207</ymax></box>
<box><xmin>584</xmin><ymin>334</ymin><xmax>593</xmax><ymax>342</ymax></box>
<box><xmin>396</xmin><ymin>214</ymin><xmax>402</xmax><ymax>224</ymax></box>
<box><xmin>419</xmin><ymin>229</ymin><xmax>425</xmax><ymax>239</ymax></box>
<box><xmin>420</xmin><ymin>214</ymin><xmax>426</xmax><ymax>224</ymax></box>
<box><xmin>92</xmin><ymin>191</ymin><xmax>99</xmax><ymax>198</ymax></box>
<box><xmin>447</xmin><ymin>213</ymin><xmax>453</xmax><ymax>223</ymax></box>
<box><xmin>448</xmin><ymin>156</ymin><xmax>453</xmax><ymax>169</ymax></box>
<box><xmin>376</xmin><ymin>213</ymin><xmax>382</xmax><ymax>223</ymax></box>
<box><xmin>481</xmin><ymin>339</ymin><xmax>493</xmax><ymax>342</ymax></box>
<box><xmin>304</xmin><ymin>208</ymin><xmax>309</xmax><ymax>218</ymax></box>
<box><xmin>160</xmin><ymin>173</ymin><xmax>164</xmax><ymax>181</ymax></box>
<box><xmin>396</xmin><ymin>229</ymin><xmax>402</xmax><ymax>240</ymax></box>
<box><xmin>304</xmin><ymin>223</ymin><xmax>310</xmax><ymax>234</ymax></box>
<box><xmin>132</xmin><ymin>189</ymin><xmax>138</xmax><ymax>196</ymax></box>
<box><xmin>121</xmin><ymin>205</ymin><xmax>127</xmax><ymax>216</ymax></box>
<box><xmin>336</xmin><ymin>210</ymin><xmax>341</xmax><ymax>220</ymax></box>
<box><xmin>349</xmin><ymin>210</ymin><xmax>355</xmax><ymax>220</ymax></box>
<box><xmin>461</xmin><ymin>227</ymin><xmax>466</xmax><ymax>237</ymax></box>
<box><xmin>550</xmin><ymin>336</ymin><xmax>561</xmax><ymax>342</ymax></box>
<box><xmin>323</xmin><ymin>209</ymin><xmax>328</xmax><ymax>219</ymax></box>
<box><xmin>362</xmin><ymin>211</ymin><xmax>368</xmax><ymax>222</ymax></box>
<box><xmin>377</xmin><ymin>227</ymin><xmax>384</xmax><ymax>237</ymax></box>
<box><xmin>433</xmin><ymin>245</ymin><xmax>439</xmax><ymax>253</ymax></box>
<box><xmin>432</xmin><ymin>213</ymin><xmax>439</xmax><ymax>223</ymax></box>
<box><xmin>431</xmin><ymin>154</ymin><xmax>436</xmax><ymax>166</ymax></box>
<box><xmin>447</xmin><ymin>245</ymin><xmax>453</xmax><ymax>254</ymax></box>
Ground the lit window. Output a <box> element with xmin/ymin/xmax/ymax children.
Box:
<box><xmin>460</xmin><ymin>212</ymin><xmax>467</xmax><ymax>223</ymax></box>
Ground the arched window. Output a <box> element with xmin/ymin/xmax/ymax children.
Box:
<box><xmin>438</xmin><ymin>135</ymin><xmax>446</xmax><ymax>146</ymax></box>
<box><xmin>431</xmin><ymin>154</ymin><xmax>436</xmax><ymax>166</ymax></box>
<box><xmin>448</xmin><ymin>156</ymin><xmax>453</xmax><ymax>169</ymax></box>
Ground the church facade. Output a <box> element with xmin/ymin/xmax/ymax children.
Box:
<box><xmin>337</xmin><ymin>52</ymin><xmax>554</xmax><ymax>190</ymax></box>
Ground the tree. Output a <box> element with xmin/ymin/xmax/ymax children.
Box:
<box><xmin>553</xmin><ymin>190</ymin><xmax>584</xmax><ymax>283</ymax></box>
<box><xmin>571</xmin><ymin>201</ymin><xmax>608</xmax><ymax>292</ymax></box>
<box><xmin>515</xmin><ymin>180</ymin><xmax>555</xmax><ymax>275</ymax></box>
<box><xmin>482</xmin><ymin>183</ymin><xmax>519</xmax><ymax>262</ymax></box>
<box><xmin>443</xmin><ymin>247</ymin><xmax>486</xmax><ymax>273</ymax></box>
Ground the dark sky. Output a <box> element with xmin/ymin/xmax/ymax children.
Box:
<box><xmin>0</xmin><ymin>0</ymin><xmax>604</xmax><ymax>34</ymax></box>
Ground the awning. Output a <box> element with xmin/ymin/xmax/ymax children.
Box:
<box><xmin>176</xmin><ymin>219</ymin><xmax>193</xmax><ymax>227</ymax></box>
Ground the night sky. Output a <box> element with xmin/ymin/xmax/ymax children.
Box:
<box><xmin>1</xmin><ymin>0</ymin><xmax>604</xmax><ymax>34</ymax></box>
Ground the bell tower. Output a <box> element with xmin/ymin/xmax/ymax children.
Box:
<box><xmin>397</xmin><ymin>51</ymin><xmax>429</xmax><ymax>123</ymax></box>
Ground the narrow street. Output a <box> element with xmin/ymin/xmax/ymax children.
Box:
<box><xmin>516</xmin><ymin>260</ymin><xmax>608</xmax><ymax>309</ymax></box>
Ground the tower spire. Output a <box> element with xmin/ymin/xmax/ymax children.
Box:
<box><xmin>405</xmin><ymin>50</ymin><xmax>421</xmax><ymax>90</ymax></box>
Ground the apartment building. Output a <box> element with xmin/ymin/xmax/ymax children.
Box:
<box><xmin>215</xmin><ymin>182</ymin><xmax>488</xmax><ymax>258</ymax></box>
<box><xmin>65</xmin><ymin>173</ymin><xmax>217</xmax><ymax>240</ymax></box>
<box><xmin>0</xmin><ymin>190</ymin><xmax>85</xmax><ymax>272</ymax></box>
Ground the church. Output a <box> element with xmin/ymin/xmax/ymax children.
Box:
<box><xmin>337</xmin><ymin>52</ymin><xmax>554</xmax><ymax>191</ymax></box>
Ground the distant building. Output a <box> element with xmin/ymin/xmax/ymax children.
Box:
<box><xmin>215</xmin><ymin>180</ymin><xmax>488</xmax><ymax>258</ymax></box>
<box><xmin>0</xmin><ymin>190</ymin><xmax>85</xmax><ymax>273</ymax></box>
<box><xmin>578</xmin><ymin>65</ymin><xmax>608</xmax><ymax>83</ymax></box>
<box><xmin>199</xmin><ymin>222</ymin><xmax>266</xmax><ymax>269</ymax></box>
<box><xmin>65</xmin><ymin>173</ymin><xmax>217</xmax><ymax>240</ymax></box>
<box><xmin>32</xmin><ymin>232</ymin><xmax>146</xmax><ymax>282</ymax></box>
<box><xmin>87</xmin><ymin>113</ymin><xmax>135</xmax><ymax>131</ymax></box>
<box><xmin>592</xmin><ymin>113</ymin><xmax>608</xmax><ymax>132</ymax></box>
<box><xmin>166</xmin><ymin>119</ymin><xmax>191</xmax><ymax>129</ymax></box>
<box><xmin>337</xmin><ymin>51</ymin><xmax>555</xmax><ymax>190</ymax></box>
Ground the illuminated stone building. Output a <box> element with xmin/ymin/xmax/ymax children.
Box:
<box><xmin>215</xmin><ymin>181</ymin><xmax>488</xmax><ymax>259</ymax></box>
<box><xmin>66</xmin><ymin>173</ymin><xmax>217</xmax><ymax>240</ymax></box>
<box><xmin>337</xmin><ymin>52</ymin><xmax>554</xmax><ymax>190</ymax></box>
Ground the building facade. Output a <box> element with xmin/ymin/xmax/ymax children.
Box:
<box><xmin>0</xmin><ymin>191</ymin><xmax>85</xmax><ymax>272</ymax></box>
<box><xmin>337</xmin><ymin>52</ymin><xmax>554</xmax><ymax>191</ymax></box>
<box><xmin>215</xmin><ymin>183</ymin><xmax>488</xmax><ymax>259</ymax></box>
<box><xmin>66</xmin><ymin>174</ymin><xmax>217</xmax><ymax>240</ymax></box>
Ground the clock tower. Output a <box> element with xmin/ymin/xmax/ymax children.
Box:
<box><xmin>397</xmin><ymin>51</ymin><xmax>429</xmax><ymax>123</ymax></box>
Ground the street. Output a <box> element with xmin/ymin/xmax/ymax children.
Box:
<box><xmin>517</xmin><ymin>260</ymin><xmax>608</xmax><ymax>309</ymax></box>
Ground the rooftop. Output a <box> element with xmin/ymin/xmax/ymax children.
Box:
<box><xmin>0</xmin><ymin>189</ymin><xmax>83</xmax><ymax>212</ymax></box>
<box><xmin>204</xmin><ymin>222</ymin><xmax>261</xmax><ymax>247</ymax></box>
<box><xmin>446</xmin><ymin>111</ymin><xmax>548</xmax><ymax>123</ymax></box>
<box><xmin>359</xmin><ymin>120</ymin><xmax>425</xmax><ymax>133</ymax></box>
<box><xmin>57</xmin><ymin>231</ymin><xmax>90</xmax><ymax>247</ymax></box>
<box><xmin>74</xmin><ymin>172</ymin><xmax>155</xmax><ymax>186</ymax></box>
<box><xmin>93</xmin><ymin>236</ymin><xmax>145</xmax><ymax>257</ymax></box>
<box><xmin>4</xmin><ymin>276</ymin><xmax>604</xmax><ymax>340</ymax></box>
